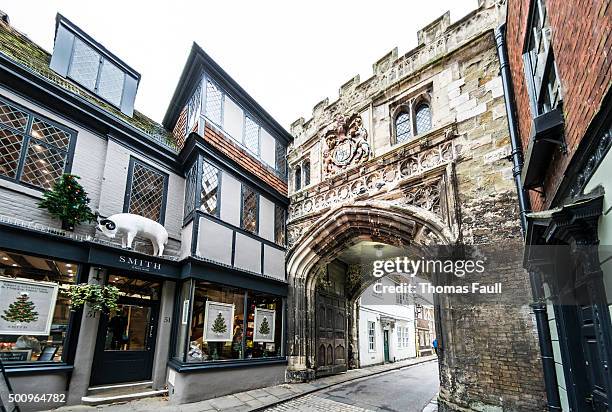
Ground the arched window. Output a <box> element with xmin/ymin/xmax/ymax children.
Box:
<box><xmin>294</xmin><ymin>165</ymin><xmax>302</xmax><ymax>191</ymax></box>
<box><xmin>395</xmin><ymin>111</ymin><xmax>412</xmax><ymax>144</ymax></box>
<box><xmin>415</xmin><ymin>103</ymin><xmax>432</xmax><ymax>135</ymax></box>
<box><xmin>303</xmin><ymin>160</ymin><xmax>311</xmax><ymax>187</ymax></box>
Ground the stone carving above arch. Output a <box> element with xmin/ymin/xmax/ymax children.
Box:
<box><xmin>322</xmin><ymin>113</ymin><xmax>371</xmax><ymax>177</ymax></box>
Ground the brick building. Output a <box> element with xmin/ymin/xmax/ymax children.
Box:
<box><xmin>0</xmin><ymin>12</ymin><xmax>290</xmax><ymax>409</ymax></box>
<box><xmin>285</xmin><ymin>1</ymin><xmax>546</xmax><ymax>410</ymax></box>
<box><xmin>501</xmin><ymin>0</ymin><xmax>611</xmax><ymax>409</ymax></box>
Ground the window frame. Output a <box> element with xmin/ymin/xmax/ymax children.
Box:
<box><xmin>522</xmin><ymin>0</ymin><xmax>562</xmax><ymax>117</ymax></box>
<box><xmin>393</xmin><ymin>105</ymin><xmax>413</xmax><ymax>145</ymax></box>
<box><xmin>302</xmin><ymin>160</ymin><xmax>311</xmax><ymax>187</ymax></box>
<box><xmin>0</xmin><ymin>96</ymin><xmax>77</xmax><ymax>192</ymax></box>
<box><xmin>368</xmin><ymin>321</ymin><xmax>376</xmax><ymax>352</ymax></box>
<box><xmin>414</xmin><ymin>101</ymin><xmax>433</xmax><ymax>135</ymax></box>
<box><xmin>123</xmin><ymin>157</ymin><xmax>169</xmax><ymax>225</ymax></box>
<box><xmin>240</xmin><ymin>184</ymin><xmax>260</xmax><ymax>235</ymax></box>
<box><xmin>274</xmin><ymin>204</ymin><xmax>286</xmax><ymax>247</ymax></box>
<box><xmin>66</xmin><ymin>37</ymin><xmax>127</xmax><ymax>109</ymax></box>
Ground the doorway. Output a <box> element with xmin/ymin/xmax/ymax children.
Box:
<box><xmin>383</xmin><ymin>330</ymin><xmax>390</xmax><ymax>363</ymax></box>
<box><xmin>315</xmin><ymin>290</ymin><xmax>348</xmax><ymax>377</ymax></box>
<box><xmin>90</xmin><ymin>275</ymin><xmax>161</xmax><ymax>386</ymax></box>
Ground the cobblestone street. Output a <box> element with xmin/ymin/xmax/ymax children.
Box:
<box><xmin>265</xmin><ymin>362</ymin><xmax>439</xmax><ymax>412</ymax></box>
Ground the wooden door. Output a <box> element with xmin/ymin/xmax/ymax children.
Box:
<box><xmin>315</xmin><ymin>291</ymin><xmax>347</xmax><ymax>377</ymax></box>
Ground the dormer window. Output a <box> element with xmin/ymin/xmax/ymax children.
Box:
<box><xmin>50</xmin><ymin>15</ymin><xmax>140</xmax><ymax>116</ymax></box>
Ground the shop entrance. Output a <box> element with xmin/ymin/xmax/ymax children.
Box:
<box><xmin>90</xmin><ymin>275</ymin><xmax>161</xmax><ymax>386</ymax></box>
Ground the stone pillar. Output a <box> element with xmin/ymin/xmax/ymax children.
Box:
<box><xmin>152</xmin><ymin>280</ymin><xmax>176</xmax><ymax>390</ymax></box>
<box><xmin>286</xmin><ymin>276</ymin><xmax>315</xmax><ymax>381</ymax></box>
<box><xmin>66</xmin><ymin>267</ymin><xmax>105</xmax><ymax>405</ymax></box>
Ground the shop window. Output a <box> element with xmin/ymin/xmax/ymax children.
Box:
<box><xmin>394</xmin><ymin>111</ymin><xmax>412</xmax><ymax>144</ymax></box>
<box><xmin>368</xmin><ymin>321</ymin><xmax>376</xmax><ymax>351</ymax></box>
<box><xmin>200</xmin><ymin>161</ymin><xmax>220</xmax><ymax>216</ymax></box>
<box><xmin>124</xmin><ymin>159</ymin><xmax>168</xmax><ymax>224</ymax></box>
<box><xmin>303</xmin><ymin>160</ymin><xmax>311</xmax><ymax>187</ymax></box>
<box><xmin>0</xmin><ymin>249</ymin><xmax>77</xmax><ymax>363</ymax></box>
<box><xmin>0</xmin><ymin>98</ymin><xmax>75</xmax><ymax>190</ymax></box>
<box><xmin>241</xmin><ymin>185</ymin><xmax>258</xmax><ymax>234</ymax></box>
<box><xmin>274</xmin><ymin>205</ymin><xmax>286</xmax><ymax>246</ymax></box>
<box><xmin>415</xmin><ymin>103</ymin><xmax>432</xmax><ymax>135</ymax></box>
<box><xmin>523</xmin><ymin>0</ymin><xmax>562</xmax><ymax>115</ymax></box>
<box><xmin>175</xmin><ymin>280</ymin><xmax>283</xmax><ymax>363</ymax></box>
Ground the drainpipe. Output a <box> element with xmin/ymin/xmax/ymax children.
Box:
<box><xmin>495</xmin><ymin>25</ymin><xmax>561</xmax><ymax>411</ymax></box>
<box><xmin>494</xmin><ymin>24</ymin><xmax>530</xmax><ymax>236</ymax></box>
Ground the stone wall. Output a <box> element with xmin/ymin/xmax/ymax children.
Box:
<box><xmin>286</xmin><ymin>0</ymin><xmax>546</xmax><ymax>409</ymax></box>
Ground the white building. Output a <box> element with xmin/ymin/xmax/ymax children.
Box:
<box><xmin>358</xmin><ymin>276</ymin><xmax>416</xmax><ymax>367</ymax></box>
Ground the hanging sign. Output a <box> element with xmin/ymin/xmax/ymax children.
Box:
<box><xmin>0</xmin><ymin>277</ymin><xmax>58</xmax><ymax>336</ymax></box>
<box><xmin>203</xmin><ymin>301</ymin><xmax>234</xmax><ymax>342</ymax></box>
<box><xmin>254</xmin><ymin>308</ymin><xmax>275</xmax><ymax>343</ymax></box>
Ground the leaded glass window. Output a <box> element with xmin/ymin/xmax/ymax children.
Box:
<box><xmin>241</xmin><ymin>185</ymin><xmax>258</xmax><ymax>234</ymax></box>
<box><xmin>275</xmin><ymin>140</ymin><xmax>286</xmax><ymax>179</ymax></box>
<box><xmin>244</xmin><ymin>116</ymin><xmax>260</xmax><ymax>155</ymax></box>
<box><xmin>187</xmin><ymin>82</ymin><xmax>202</xmax><ymax>134</ymax></box>
<box><xmin>0</xmin><ymin>99</ymin><xmax>74</xmax><ymax>190</ymax></box>
<box><xmin>184</xmin><ymin>162</ymin><xmax>197</xmax><ymax>219</ymax></box>
<box><xmin>98</xmin><ymin>60</ymin><xmax>125</xmax><ymax>106</ymax></box>
<box><xmin>274</xmin><ymin>205</ymin><xmax>286</xmax><ymax>246</ymax></box>
<box><xmin>126</xmin><ymin>160</ymin><xmax>167</xmax><ymax>223</ymax></box>
<box><xmin>395</xmin><ymin>112</ymin><xmax>412</xmax><ymax>143</ymax></box>
<box><xmin>66</xmin><ymin>37</ymin><xmax>129</xmax><ymax>108</ymax></box>
<box><xmin>303</xmin><ymin>160</ymin><xmax>310</xmax><ymax>187</ymax></box>
<box><xmin>294</xmin><ymin>165</ymin><xmax>301</xmax><ymax>191</ymax></box>
<box><xmin>68</xmin><ymin>38</ymin><xmax>100</xmax><ymax>91</ymax></box>
<box><xmin>205</xmin><ymin>81</ymin><xmax>223</xmax><ymax>125</ymax></box>
<box><xmin>200</xmin><ymin>161</ymin><xmax>219</xmax><ymax>216</ymax></box>
<box><xmin>415</xmin><ymin>104</ymin><xmax>432</xmax><ymax>135</ymax></box>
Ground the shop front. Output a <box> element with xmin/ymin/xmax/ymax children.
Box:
<box><xmin>0</xmin><ymin>222</ymin><xmax>287</xmax><ymax>409</ymax></box>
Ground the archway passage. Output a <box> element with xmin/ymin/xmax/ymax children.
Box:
<box><xmin>286</xmin><ymin>201</ymin><xmax>541</xmax><ymax>411</ymax></box>
<box><xmin>286</xmin><ymin>202</ymin><xmax>450</xmax><ymax>381</ymax></box>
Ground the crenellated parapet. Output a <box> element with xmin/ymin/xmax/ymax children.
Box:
<box><xmin>289</xmin><ymin>0</ymin><xmax>505</xmax><ymax>144</ymax></box>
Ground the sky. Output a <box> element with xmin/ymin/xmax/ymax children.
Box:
<box><xmin>2</xmin><ymin>0</ymin><xmax>477</xmax><ymax>130</ymax></box>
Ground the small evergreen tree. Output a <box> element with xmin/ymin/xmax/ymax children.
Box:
<box><xmin>259</xmin><ymin>316</ymin><xmax>270</xmax><ymax>336</ymax></box>
<box><xmin>211</xmin><ymin>312</ymin><xmax>227</xmax><ymax>334</ymax></box>
<box><xmin>38</xmin><ymin>174</ymin><xmax>95</xmax><ymax>230</ymax></box>
<box><xmin>2</xmin><ymin>293</ymin><xmax>39</xmax><ymax>323</ymax></box>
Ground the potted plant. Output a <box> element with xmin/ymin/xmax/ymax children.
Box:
<box><xmin>65</xmin><ymin>283</ymin><xmax>120</xmax><ymax>314</ymax></box>
<box><xmin>38</xmin><ymin>174</ymin><xmax>95</xmax><ymax>231</ymax></box>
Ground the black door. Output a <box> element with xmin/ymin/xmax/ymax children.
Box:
<box><xmin>315</xmin><ymin>291</ymin><xmax>347</xmax><ymax>377</ymax></box>
<box><xmin>90</xmin><ymin>275</ymin><xmax>162</xmax><ymax>386</ymax></box>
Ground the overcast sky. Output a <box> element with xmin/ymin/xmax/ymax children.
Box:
<box><xmin>3</xmin><ymin>0</ymin><xmax>477</xmax><ymax>130</ymax></box>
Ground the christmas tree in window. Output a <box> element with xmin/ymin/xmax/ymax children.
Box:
<box><xmin>1</xmin><ymin>293</ymin><xmax>39</xmax><ymax>324</ymax></box>
<box><xmin>259</xmin><ymin>316</ymin><xmax>270</xmax><ymax>336</ymax></box>
<box><xmin>211</xmin><ymin>312</ymin><xmax>227</xmax><ymax>335</ymax></box>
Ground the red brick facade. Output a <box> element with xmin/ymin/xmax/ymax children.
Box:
<box><xmin>506</xmin><ymin>0</ymin><xmax>611</xmax><ymax>211</ymax></box>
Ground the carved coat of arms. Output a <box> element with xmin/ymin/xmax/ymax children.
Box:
<box><xmin>323</xmin><ymin>113</ymin><xmax>371</xmax><ymax>176</ymax></box>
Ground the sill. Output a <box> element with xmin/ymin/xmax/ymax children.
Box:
<box><xmin>0</xmin><ymin>178</ymin><xmax>45</xmax><ymax>199</ymax></box>
<box><xmin>168</xmin><ymin>356</ymin><xmax>287</xmax><ymax>373</ymax></box>
<box><xmin>3</xmin><ymin>363</ymin><xmax>73</xmax><ymax>376</ymax></box>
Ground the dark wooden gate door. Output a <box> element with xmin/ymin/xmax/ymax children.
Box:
<box><xmin>315</xmin><ymin>291</ymin><xmax>347</xmax><ymax>377</ymax></box>
<box><xmin>90</xmin><ymin>298</ymin><xmax>159</xmax><ymax>385</ymax></box>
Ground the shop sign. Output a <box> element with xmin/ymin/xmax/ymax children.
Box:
<box><xmin>204</xmin><ymin>301</ymin><xmax>234</xmax><ymax>342</ymax></box>
<box><xmin>0</xmin><ymin>277</ymin><xmax>58</xmax><ymax>336</ymax></box>
<box><xmin>254</xmin><ymin>308</ymin><xmax>275</xmax><ymax>343</ymax></box>
<box><xmin>118</xmin><ymin>255</ymin><xmax>162</xmax><ymax>272</ymax></box>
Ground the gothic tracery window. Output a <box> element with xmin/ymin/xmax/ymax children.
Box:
<box><xmin>415</xmin><ymin>103</ymin><xmax>432</xmax><ymax>135</ymax></box>
<box><xmin>395</xmin><ymin>111</ymin><xmax>412</xmax><ymax>144</ymax></box>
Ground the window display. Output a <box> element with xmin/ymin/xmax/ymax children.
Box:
<box><xmin>0</xmin><ymin>249</ymin><xmax>76</xmax><ymax>363</ymax></box>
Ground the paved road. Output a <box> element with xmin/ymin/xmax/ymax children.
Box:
<box><xmin>266</xmin><ymin>361</ymin><xmax>439</xmax><ymax>412</ymax></box>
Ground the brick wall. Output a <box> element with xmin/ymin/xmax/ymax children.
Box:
<box><xmin>506</xmin><ymin>0</ymin><xmax>611</xmax><ymax>211</ymax></box>
<box><xmin>203</xmin><ymin>123</ymin><xmax>288</xmax><ymax>196</ymax></box>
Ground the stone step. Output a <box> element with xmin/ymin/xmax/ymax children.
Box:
<box><xmin>83</xmin><ymin>381</ymin><xmax>167</xmax><ymax>406</ymax></box>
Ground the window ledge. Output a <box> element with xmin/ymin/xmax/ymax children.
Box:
<box><xmin>0</xmin><ymin>178</ymin><xmax>44</xmax><ymax>199</ymax></box>
<box><xmin>3</xmin><ymin>363</ymin><xmax>73</xmax><ymax>375</ymax></box>
<box><xmin>168</xmin><ymin>357</ymin><xmax>287</xmax><ymax>373</ymax></box>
